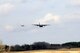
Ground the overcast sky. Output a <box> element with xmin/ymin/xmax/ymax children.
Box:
<box><xmin>0</xmin><ymin>0</ymin><xmax>80</xmax><ymax>45</ymax></box>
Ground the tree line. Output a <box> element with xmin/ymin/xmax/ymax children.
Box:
<box><xmin>4</xmin><ymin>42</ymin><xmax>80</xmax><ymax>51</ymax></box>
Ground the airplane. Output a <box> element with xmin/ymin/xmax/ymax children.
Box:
<box><xmin>33</xmin><ymin>22</ymin><xmax>49</xmax><ymax>27</ymax></box>
<box><xmin>21</xmin><ymin>25</ymin><xmax>25</xmax><ymax>27</ymax></box>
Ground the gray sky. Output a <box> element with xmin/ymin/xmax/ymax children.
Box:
<box><xmin>0</xmin><ymin>0</ymin><xmax>80</xmax><ymax>45</ymax></box>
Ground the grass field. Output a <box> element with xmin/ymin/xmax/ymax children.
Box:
<box><xmin>4</xmin><ymin>48</ymin><xmax>80</xmax><ymax>53</ymax></box>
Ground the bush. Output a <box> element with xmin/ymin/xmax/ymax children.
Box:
<box><xmin>0</xmin><ymin>41</ymin><xmax>5</xmax><ymax>53</ymax></box>
<box><xmin>0</xmin><ymin>45</ymin><xmax>5</xmax><ymax>53</ymax></box>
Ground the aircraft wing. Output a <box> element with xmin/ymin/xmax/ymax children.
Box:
<box><xmin>42</xmin><ymin>24</ymin><xmax>49</xmax><ymax>26</ymax></box>
<box><xmin>42</xmin><ymin>25</ymin><xmax>47</xmax><ymax>26</ymax></box>
<box><xmin>33</xmin><ymin>24</ymin><xmax>40</xmax><ymax>26</ymax></box>
<box><xmin>33</xmin><ymin>23</ymin><xmax>50</xmax><ymax>27</ymax></box>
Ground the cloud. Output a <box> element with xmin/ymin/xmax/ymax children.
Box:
<box><xmin>4</xmin><ymin>25</ymin><xmax>14</xmax><ymax>32</ymax></box>
<box><xmin>3</xmin><ymin>24</ymin><xmax>36</xmax><ymax>32</ymax></box>
<box><xmin>34</xmin><ymin>13</ymin><xmax>80</xmax><ymax>25</ymax></box>
<box><xmin>63</xmin><ymin>13</ymin><xmax>80</xmax><ymax>24</ymax></box>
<box><xmin>0</xmin><ymin>0</ymin><xmax>22</xmax><ymax>3</ymax></box>
<box><xmin>0</xmin><ymin>3</ymin><xmax>15</xmax><ymax>14</ymax></box>
<box><xmin>63</xmin><ymin>13</ymin><xmax>80</xmax><ymax>21</ymax></box>
<box><xmin>70</xmin><ymin>0</ymin><xmax>80</xmax><ymax>5</ymax></box>
<box><xmin>34</xmin><ymin>13</ymin><xmax>60</xmax><ymax>24</ymax></box>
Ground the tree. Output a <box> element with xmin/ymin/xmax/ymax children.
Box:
<box><xmin>21</xmin><ymin>44</ymin><xmax>30</xmax><ymax>51</ymax></box>
<box><xmin>50</xmin><ymin>44</ymin><xmax>61</xmax><ymax>49</ymax></box>
<box><xmin>13</xmin><ymin>45</ymin><xmax>22</xmax><ymax>51</ymax></box>
<box><xmin>32</xmin><ymin>42</ymin><xmax>50</xmax><ymax>50</ymax></box>
<box><xmin>4</xmin><ymin>45</ymin><xmax>9</xmax><ymax>51</ymax></box>
<box><xmin>62</xmin><ymin>42</ymin><xmax>79</xmax><ymax>48</ymax></box>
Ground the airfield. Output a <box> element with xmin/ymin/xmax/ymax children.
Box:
<box><xmin>4</xmin><ymin>48</ymin><xmax>80</xmax><ymax>53</ymax></box>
